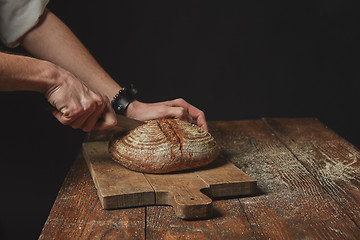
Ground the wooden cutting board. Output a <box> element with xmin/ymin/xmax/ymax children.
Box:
<box><xmin>82</xmin><ymin>141</ymin><xmax>257</xmax><ymax>219</ymax></box>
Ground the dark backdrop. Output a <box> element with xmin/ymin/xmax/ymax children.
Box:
<box><xmin>1</xmin><ymin>1</ymin><xmax>359</xmax><ymax>239</ymax></box>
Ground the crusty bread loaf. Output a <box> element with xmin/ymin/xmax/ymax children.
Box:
<box><xmin>108</xmin><ymin>118</ymin><xmax>219</xmax><ymax>173</ymax></box>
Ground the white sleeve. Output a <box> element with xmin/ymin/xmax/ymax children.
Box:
<box><xmin>0</xmin><ymin>0</ymin><xmax>49</xmax><ymax>48</ymax></box>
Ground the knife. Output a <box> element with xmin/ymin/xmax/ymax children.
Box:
<box><xmin>85</xmin><ymin>115</ymin><xmax>145</xmax><ymax>142</ymax></box>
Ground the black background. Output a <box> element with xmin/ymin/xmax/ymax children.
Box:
<box><xmin>1</xmin><ymin>0</ymin><xmax>359</xmax><ymax>239</ymax></box>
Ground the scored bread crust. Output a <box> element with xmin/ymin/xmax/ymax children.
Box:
<box><xmin>108</xmin><ymin>118</ymin><xmax>219</xmax><ymax>173</ymax></box>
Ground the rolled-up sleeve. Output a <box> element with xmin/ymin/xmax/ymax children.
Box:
<box><xmin>0</xmin><ymin>0</ymin><xmax>49</xmax><ymax>47</ymax></box>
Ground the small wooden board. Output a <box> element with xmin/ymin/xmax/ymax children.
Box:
<box><xmin>82</xmin><ymin>141</ymin><xmax>256</xmax><ymax>219</ymax></box>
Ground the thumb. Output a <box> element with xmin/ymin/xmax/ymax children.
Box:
<box><xmin>95</xmin><ymin>102</ymin><xmax>117</xmax><ymax>130</ymax></box>
<box><xmin>50</xmin><ymin>107</ymin><xmax>74</xmax><ymax>126</ymax></box>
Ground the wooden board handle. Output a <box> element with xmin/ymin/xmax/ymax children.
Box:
<box><xmin>156</xmin><ymin>189</ymin><xmax>213</xmax><ymax>219</ymax></box>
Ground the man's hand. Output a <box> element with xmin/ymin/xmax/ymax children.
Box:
<box><xmin>45</xmin><ymin>66</ymin><xmax>117</xmax><ymax>132</ymax></box>
<box><xmin>125</xmin><ymin>98</ymin><xmax>208</xmax><ymax>131</ymax></box>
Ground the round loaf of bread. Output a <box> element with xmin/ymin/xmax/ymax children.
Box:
<box><xmin>108</xmin><ymin>118</ymin><xmax>219</xmax><ymax>173</ymax></box>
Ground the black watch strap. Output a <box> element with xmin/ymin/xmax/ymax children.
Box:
<box><xmin>111</xmin><ymin>85</ymin><xmax>138</xmax><ymax>115</ymax></box>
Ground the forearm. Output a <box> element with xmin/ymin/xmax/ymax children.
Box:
<box><xmin>0</xmin><ymin>51</ymin><xmax>55</xmax><ymax>94</ymax></box>
<box><xmin>20</xmin><ymin>9</ymin><xmax>121</xmax><ymax>99</ymax></box>
<box><xmin>17</xmin><ymin>8</ymin><xmax>208</xmax><ymax>130</ymax></box>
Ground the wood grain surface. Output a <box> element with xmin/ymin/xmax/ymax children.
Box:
<box><xmin>40</xmin><ymin>118</ymin><xmax>360</xmax><ymax>240</ymax></box>
<box><xmin>39</xmin><ymin>153</ymin><xmax>145</xmax><ymax>240</ymax></box>
<box><xmin>145</xmin><ymin>200</ymin><xmax>256</xmax><ymax>240</ymax></box>
<box><xmin>264</xmin><ymin>118</ymin><xmax>360</xmax><ymax>227</ymax></box>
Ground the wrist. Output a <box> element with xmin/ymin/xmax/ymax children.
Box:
<box><xmin>111</xmin><ymin>85</ymin><xmax>138</xmax><ymax>115</ymax></box>
<box><xmin>125</xmin><ymin>100</ymin><xmax>142</xmax><ymax>117</ymax></box>
<box><xmin>41</xmin><ymin>62</ymin><xmax>68</xmax><ymax>98</ymax></box>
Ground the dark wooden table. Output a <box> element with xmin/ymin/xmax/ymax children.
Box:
<box><xmin>39</xmin><ymin>118</ymin><xmax>360</xmax><ymax>239</ymax></box>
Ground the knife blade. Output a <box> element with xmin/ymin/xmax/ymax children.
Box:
<box><xmin>112</xmin><ymin>114</ymin><xmax>145</xmax><ymax>132</ymax></box>
<box><xmin>85</xmin><ymin>115</ymin><xmax>145</xmax><ymax>142</ymax></box>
